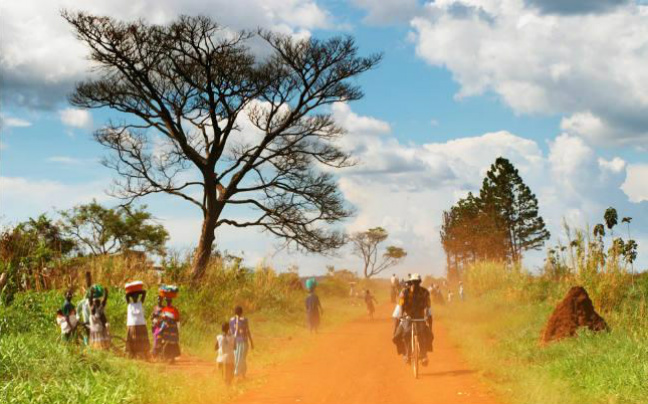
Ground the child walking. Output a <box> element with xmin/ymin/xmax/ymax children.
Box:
<box><xmin>57</xmin><ymin>290</ymin><xmax>78</xmax><ymax>342</ymax></box>
<box><xmin>151</xmin><ymin>296</ymin><xmax>164</xmax><ymax>357</ymax></box>
<box><xmin>215</xmin><ymin>322</ymin><xmax>235</xmax><ymax>385</ymax></box>
<box><xmin>89</xmin><ymin>286</ymin><xmax>110</xmax><ymax>349</ymax></box>
<box><xmin>364</xmin><ymin>290</ymin><xmax>377</xmax><ymax>320</ymax></box>
<box><xmin>229</xmin><ymin>306</ymin><xmax>254</xmax><ymax>379</ymax></box>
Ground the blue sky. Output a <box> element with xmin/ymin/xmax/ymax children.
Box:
<box><xmin>2</xmin><ymin>0</ymin><xmax>648</xmax><ymax>276</ymax></box>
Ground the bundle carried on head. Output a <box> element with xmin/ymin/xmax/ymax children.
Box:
<box><xmin>159</xmin><ymin>284</ymin><xmax>179</xmax><ymax>299</ymax></box>
<box><xmin>125</xmin><ymin>281</ymin><xmax>144</xmax><ymax>294</ymax></box>
<box><xmin>88</xmin><ymin>284</ymin><xmax>105</xmax><ymax>299</ymax></box>
<box><xmin>305</xmin><ymin>277</ymin><xmax>317</xmax><ymax>291</ymax></box>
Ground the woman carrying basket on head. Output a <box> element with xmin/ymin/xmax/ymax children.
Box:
<box><xmin>125</xmin><ymin>281</ymin><xmax>150</xmax><ymax>359</ymax></box>
<box><xmin>156</xmin><ymin>285</ymin><xmax>181</xmax><ymax>362</ymax></box>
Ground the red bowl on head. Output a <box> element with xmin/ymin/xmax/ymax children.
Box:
<box><xmin>125</xmin><ymin>281</ymin><xmax>144</xmax><ymax>294</ymax></box>
<box><xmin>159</xmin><ymin>290</ymin><xmax>178</xmax><ymax>299</ymax></box>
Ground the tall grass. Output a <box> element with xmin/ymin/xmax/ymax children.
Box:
<box><xmin>439</xmin><ymin>256</ymin><xmax>648</xmax><ymax>404</ymax></box>
<box><xmin>1</xmin><ymin>255</ymin><xmax>361</xmax><ymax>404</ymax></box>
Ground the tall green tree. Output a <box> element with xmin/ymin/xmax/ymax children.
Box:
<box><xmin>479</xmin><ymin>157</ymin><xmax>550</xmax><ymax>262</ymax></box>
<box><xmin>59</xmin><ymin>201</ymin><xmax>168</xmax><ymax>255</ymax></box>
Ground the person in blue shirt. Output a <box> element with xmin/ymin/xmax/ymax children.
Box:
<box><xmin>305</xmin><ymin>283</ymin><xmax>323</xmax><ymax>333</ymax></box>
<box><xmin>229</xmin><ymin>306</ymin><xmax>254</xmax><ymax>379</ymax></box>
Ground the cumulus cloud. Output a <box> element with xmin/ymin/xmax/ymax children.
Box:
<box><xmin>330</xmin><ymin>106</ymin><xmax>648</xmax><ymax>274</ymax></box>
<box><xmin>622</xmin><ymin>164</ymin><xmax>648</xmax><ymax>202</ymax></box>
<box><xmin>410</xmin><ymin>0</ymin><xmax>648</xmax><ymax>146</ymax></box>
<box><xmin>0</xmin><ymin>176</ymin><xmax>109</xmax><ymax>221</ymax></box>
<box><xmin>0</xmin><ymin>0</ymin><xmax>332</xmax><ymax>109</ymax></box>
<box><xmin>525</xmin><ymin>0</ymin><xmax>628</xmax><ymax>15</ymax></box>
<box><xmin>59</xmin><ymin>108</ymin><xmax>93</xmax><ymax>129</ymax></box>
<box><xmin>352</xmin><ymin>0</ymin><xmax>421</xmax><ymax>25</ymax></box>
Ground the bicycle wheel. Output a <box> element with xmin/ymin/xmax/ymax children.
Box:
<box><xmin>412</xmin><ymin>329</ymin><xmax>419</xmax><ymax>378</ymax></box>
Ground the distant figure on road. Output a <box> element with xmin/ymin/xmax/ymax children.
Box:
<box><xmin>230</xmin><ymin>306</ymin><xmax>254</xmax><ymax>379</ymax></box>
<box><xmin>458</xmin><ymin>282</ymin><xmax>465</xmax><ymax>301</ymax></box>
<box><xmin>390</xmin><ymin>274</ymin><xmax>399</xmax><ymax>303</ymax></box>
<box><xmin>305</xmin><ymin>279</ymin><xmax>323</xmax><ymax>333</ymax></box>
<box><xmin>364</xmin><ymin>290</ymin><xmax>377</xmax><ymax>320</ymax></box>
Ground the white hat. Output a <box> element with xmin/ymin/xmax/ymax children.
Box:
<box><xmin>409</xmin><ymin>273</ymin><xmax>422</xmax><ymax>282</ymax></box>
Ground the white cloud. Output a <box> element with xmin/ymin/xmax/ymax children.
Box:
<box><xmin>410</xmin><ymin>0</ymin><xmax>648</xmax><ymax>146</ymax></box>
<box><xmin>622</xmin><ymin>164</ymin><xmax>648</xmax><ymax>202</ymax></box>
<box><xmin>332</xmin><ymin>103</ymin><xmax>391</xmax><ymax>137</ymax></box>
<box><xmin>46</xmin><ymin>156</ymin><xmax>93</xmax><ymax>165</ymax></box>
<box><xmin>352</xmin><ymin>0</ymin><xmax>420</xmax><ymax>24</ymax></box>
<box><xmin>1</xmin><ymin>0</ymin><xmax>332</xmax><ymax>108</ymax></box>
<box><xmin>0</xmin><ymin>176</ymin><xmax>109</xmax><ymax>221</ymax></box>
<box><xmin>1</xmin><ymin>115</ymin><xmax>31</xmax><ymax>128</ymax></box>
<box><xmin>525</xmin><ymin>0</ymin><xmax>628</xmax><ymax>15</ymax></box>
<box><xmin>330</xmin><ymin>106</ymin><xmax>648</xmax><ymax>275</ymax></box>
<box><xmin>59</xmin><ymin>108</ymin><xmax>93</xmax><ymax>129</ymax></box>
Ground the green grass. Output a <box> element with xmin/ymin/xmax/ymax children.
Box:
<box><xmin>437</xmin><ymin>278</ymin><xmax>648</xmax><ymax>404</ymax></box>
<box><xmin>0</xmin><ymin>271</ymin><xmax>367</xmax><ymax>404</ymax></box>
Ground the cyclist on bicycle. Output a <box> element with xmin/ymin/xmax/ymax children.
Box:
<box><xmin>392</xmin><ymin>273</ymin><xmax>433</xmax><ymax>365</ymax></box>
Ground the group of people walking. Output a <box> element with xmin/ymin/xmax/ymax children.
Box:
<box><xmin>55</xmin><ymin>273</ymin><xmax>255</xmax><ymax>386</ymax></box>
<box><xmin>55</xmin><ymin>275</ymin><xmax>182</xmax><ymax>363</ymax></box>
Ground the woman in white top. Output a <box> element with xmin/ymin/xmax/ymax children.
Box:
<box><xmin>215</xmin><ymin>322</ymin><xmax>235</xmax><ymax>385</ymax></box>
<box><xmin>125</xmin><ymin>290</ymin><xmax>150</xmax><ymax>358</ymax></box>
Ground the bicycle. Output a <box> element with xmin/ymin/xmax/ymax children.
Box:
<box><xmin>401</xmin><ymin>316</ymin><xmax>427</xmax><ymax>379</ymax></box>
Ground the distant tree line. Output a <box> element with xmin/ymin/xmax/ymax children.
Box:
<box><xmin>0</xmin><ymin>202</ymin><xmax>168</xmax><ymax>302</ymax></box>
<box><xmin>440</xmin><ymin>157</ymin><xmax>550</xmax><ymax>280</ymax></box>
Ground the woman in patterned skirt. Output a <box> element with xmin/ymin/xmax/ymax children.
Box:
<box><xmin>125</xmin><ymin>289</ymin><xmax>150</xmax><ymax>359</ymax></box>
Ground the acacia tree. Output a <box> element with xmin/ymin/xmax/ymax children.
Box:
<box><xmin>59</xmin><ymin>201</ymin><xmax>169</xmax><ymax>255</ymax></box>
<box><xmin>349</xmin><ymin>227</ymin><xmax>406</xmax><ymax>278</ymax></box>
<box><xmin>63</xmin><ymin>13</ymin><xmax>381</xmax><ymax>281</ymax></box>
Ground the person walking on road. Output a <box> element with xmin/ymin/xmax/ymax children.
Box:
<box><xmin>364</xmin><ymin>290</ymin><xmax>377</xmax><ymax>320</ymax></box>
<box><xmin>390</xmin><ymin>274</ymin><xmax>399</xmax><ymax>303</ymax></box>
<box><xmin>230</xmin><ymin>306</ymin><xmax>254</xmax><ymax>379</ymax></box>
<box><xmin>215</xmin><ymin>322</ymin><xmax>235</xmax><ymax>385</ymax></box>
<box><xmin>305</xmin><ymin>279</ymin><xmax>323</xmax><ymax>333</ymax></box>
<box><xmin>124</xmin><ymin>284</ymin><xmax>150</xmax><ymax>359</ymax></box>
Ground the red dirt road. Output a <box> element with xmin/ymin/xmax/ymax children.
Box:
<box><xmin>232</xmin><ymin>304</ymin><xmax>500</xmax><ymax>404</ymax></box>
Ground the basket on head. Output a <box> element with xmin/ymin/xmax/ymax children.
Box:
<box><xmin>89</xmin><ymin>284</ymin><xmax>105</xmax><ymax>299</ymax></box>
<box><xmin>305</xmin><ymin>277</ymin><xmax>317</xmax><ymax>291</ymax></box>
<box><xmin>159</xmin><ymin>284</ymin><xmax>179</xmax><ymax>299</ymax></box>
<box><xmin>125</xmin><ymin>281</ymin><xmax>144</xmax><ymax>294</ymax></box>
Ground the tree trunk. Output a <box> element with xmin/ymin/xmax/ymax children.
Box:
<box><xmin>190</xmin><ymin>173</ymin><xmax>220</xmax><ymax>283</ymax></box>
<box><xmin>191</xmin><ymin>213</ymin><xmax>217</xmax><ymax>283</ymax></box>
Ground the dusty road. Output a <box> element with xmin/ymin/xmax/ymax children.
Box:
<box><xmin>232</xmin><ymin>304</ymin><xmax>500</xmax><ymax>404</ymax></box>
